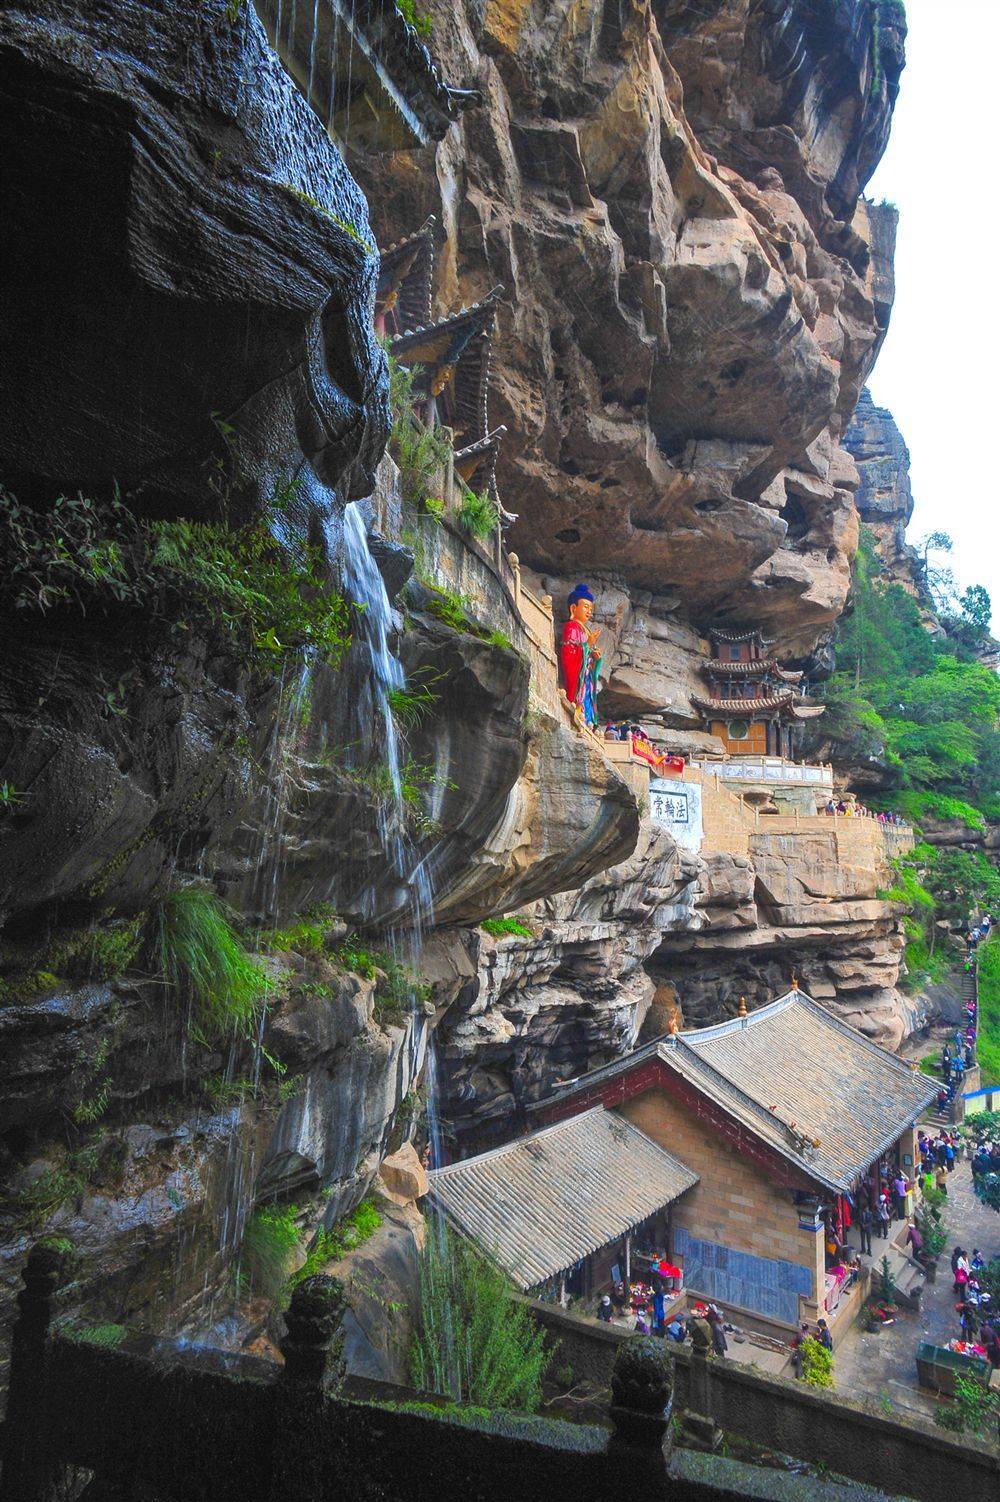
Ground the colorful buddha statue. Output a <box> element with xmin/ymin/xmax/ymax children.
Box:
<box><xmin>560</xmin><ymin>583</ymin><xmax>602</xmax><ymax>727</ymax></box>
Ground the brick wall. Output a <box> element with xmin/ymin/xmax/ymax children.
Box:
<box><xmin>685</xmin><ymin>768</ymin><xmax>751</xmax><ymax>858</ymax></box>
<box><xmin>616</xmin><ymin>1092</ymin><xmax>824</xmax><ymax>1330</ymax></box>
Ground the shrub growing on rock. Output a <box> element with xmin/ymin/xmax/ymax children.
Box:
<box><xmin>410</xmin><ymin>1223</ymin><xmax>548</xmax><ymax>1412</ymax></box>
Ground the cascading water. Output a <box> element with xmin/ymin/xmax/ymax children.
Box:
<box><xmin>339</xmin><ymin>502</ymin><xmax>442</xmax><ymax>1149</ymax></box>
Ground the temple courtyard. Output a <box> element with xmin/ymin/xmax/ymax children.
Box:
<box><xmin>832</xmin><ymin>1148</ymin><xmax>998</xmax><ymax>1420</ymax></box>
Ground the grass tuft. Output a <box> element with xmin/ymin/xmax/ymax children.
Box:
<box><xmin>154</xmin><ymin>884</ymin><xmax>268</xmax><ymax>1042</ymax></box>
<box><xmin>481</xmin><ymin>917</ymin><xmax>533</xmax><ymax>940</ymax></box>
<box><xmin>410</xmin><ymin>1223</ymin><xmax>548</xmax><ymax>1412</ymax></box>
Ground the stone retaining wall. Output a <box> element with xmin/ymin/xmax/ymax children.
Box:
<box><xmin>524</xmin><ymin>1302</ymin><xmax>997</xmax><ymax>1502</ymax></box>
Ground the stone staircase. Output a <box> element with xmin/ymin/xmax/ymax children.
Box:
<box><xmin>869</xmin><ymin>1237</ymin><xmax>925</xmax><ymax>1312</ymax></box>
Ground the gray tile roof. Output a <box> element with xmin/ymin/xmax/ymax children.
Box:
<box><xmin>672</xmin><ymin>992</ymin><xmax>935</xmax><ymax>1191</ymax></box>
<box><xmin>427</xmin><ymin>1107</ymin><xmax>699</xmax><ymax>1290</ymax></box>
<box><xmin>538</xmin><ymin>991</ymin><xmax>936</xmax><ymax>1195</ymax></box>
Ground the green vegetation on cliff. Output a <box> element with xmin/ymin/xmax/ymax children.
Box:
<box><xmin>410</xmin><ymin>1225</ymin><xmax>548</xmax><ymax>1413</ymax></box>
<box><xmin>823</xmin><ymin>528</ymin><xmax>1000</xmax><ymax>1001</ymax></box>
<box><xmin>820</xmin><ymin>529</ymin><xmax>1000</xmax><ymax>820</ymax></box>
<box><xmin>0</xmin><ymin>486</ymin><xmax>352</xmax><ymax>670</ymax></box>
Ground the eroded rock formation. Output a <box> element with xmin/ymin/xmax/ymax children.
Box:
<box><xmin>355</xmin><ymin>0</ymin><xmax>902</xmax><ymax>655</ymax></box>
<box><xmin>843</xmin><ymin>386</ymin><xmax>927</xmax><ymax>600</ymax></box>
<box><xmin>1</xmin><ymin>0</ymin><xmax>916</xmax><ymax>1389</ymax></box>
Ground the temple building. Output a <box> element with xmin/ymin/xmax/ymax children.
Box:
<box><xmin>376</xmin><ymin>218</ymin><xmax>436</xmax><ymax>336</ymax></box>
<box><xmin>376</xmin><ymin>218</ymin><xmax>515</xmax><ymax>527</ymax></box>
<box><xmin>389</xmin><ymin>289</ymin><xmax>504</xmax><ymax>445</ymax></box>
<box><xmin>692</xmin><ymin>627</ymin><xmax>825</xmax><ymax>759</ymax></box>
<box><xmin>256</xmin><ymin>0</ymin><xmax>479</xmax><ymax>153</ymax></box>
<box><xmin>432</xmin><ymin>989</ymin><xmax>934</xmax><ymax>1344</ymax></box>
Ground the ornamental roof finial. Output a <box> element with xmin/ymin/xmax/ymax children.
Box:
<box><xmin>790</xmin><ymin>974</ymin><xmax>799</xmax><ymax>991</ymax></box>
<box><xmin>667</xmin><ymin>1008</ymin><xmax>679</xmax><ymax>1036</ymax></box>
<box><xmin>738</xmin><ymin>995</ymin><xmax>748</xmax><ymax>1018</ymax></box>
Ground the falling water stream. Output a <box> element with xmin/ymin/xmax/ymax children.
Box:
<box><xmin>340</xmin><ymin>503</ymin><xmax>459</xmax><ymax>1391</ymax></box>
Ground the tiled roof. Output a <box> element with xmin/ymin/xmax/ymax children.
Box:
<box><xmin>428</xmin><ymin>1107</ymin><xmax>699</xmax><ymax>1290</ymax></box>
<box><xmin>703</xmin><ymin>659</ymin><xmax>781</xmax><ymax>676</ymax></box>
<box><xmin>538</xmin><ymin>992</ymin><xmax>936</xmax><ymax>1194</ymax></box>
<box><xmin>692</xmin><ymin>692</ymin><xmax>799</xmax><ymax>715</ymax></box>
<box><xmin>708</xmin><ymin>627</ymin><xmax>776</xmax><ymax>645</ymax></box>
<box><xmin>377</xmin><ymin>217</ymin><xmax>435</xmax><ymax>332</ymax></box>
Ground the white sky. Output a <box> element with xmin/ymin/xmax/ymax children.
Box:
<box><xmin>864</xmin><ymin>0</ymin><xmax>999</xmax><ymax>631</ymax></box>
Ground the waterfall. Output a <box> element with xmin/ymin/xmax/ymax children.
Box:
<box><xmin>340</xmin><ymin>502</ymin><xmax>443</xmax><ymax>1161</ymax></box>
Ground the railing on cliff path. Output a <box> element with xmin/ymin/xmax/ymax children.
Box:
<box><xmin>408</xmin><ymin>469</ymin><xmax>653</xmax><ymax>800</ymax></box>
<box><xmin>687</xmin><ymin>766</ymin><xmax>914</xmax><ymax>871</ymax></box>
<box><xmin>4</xmin><ymin>1242</ymin><xmax>995</xmax><ymax>1502</ymax></box>
<box><xmin>0</xmin><ymin>1240</ymin><xmax>882</xmax><ymax>1502</ymax></box>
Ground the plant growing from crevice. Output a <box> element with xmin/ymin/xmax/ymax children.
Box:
<box><xmin>240</xmin><ymin>1203</ymin><xmax>303</xmax><ymax>1301</ymax></box>
<box><xmin>935</xmin><ymin>1374</ymin><xmax>999</xmax><ymax>1436</ymax></box>
<box><xmin>456</xmin><ymin>488</ymin><xmax>499</xmax><ymax>541</ymax></box>
<box><xmin>480</xmin><ymin>917</ymin><xmax>533</xmax><ymax>940</ymax></box>
<box><xmin>258</xmin><ymin>904</ymin><xmax>339</xmax><ymax>959</ymax></box>
<box><xmin>280</xmin><ymin>184</ymin><xmax>376</xmax><ymax>255</ymax></box>
<box><xmin>0</xmin><ymin>781</ymin><xmax>26</xmax><ymax>812</ymax></box>
<box><xmin>70</xmin><ymin>1323</ymin><xmax>129</xmax><ymax>1349</ymax></box>
<box><xmin>800</xmin><ymin>1336</ymin><xmax>834</xmax><ymax>1389</ymax></box>
<box><xmin>374</xmin><ymin>956</ymin><xmax>431</xmax><ymax>1025</ymax></box>
<box><xmin>386</xmin><ymin>352</ymin><xmax>451</xmax><ymax>507</ymax></box>
<box><xmin>386</xmin><ymin>669</ymin><xmax>442</xmax><ymax>729</ymax></box>
<box><xmin>153</xmin><ymin>883</ymin><xmax>268</xmax><ymax>1043</ymax></box>
<box><xmin>0</xmin><ymin>485</ymin><xmax>353</xmax><ymax>675</ymax></box>
<box><xmin>397</xmin><ymin>0</ymin><xmax>432</xmax><ymax>37</ymax></box>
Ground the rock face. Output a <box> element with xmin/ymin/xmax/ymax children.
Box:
<box><xmin>843</xmin><ymin>386</ymin><xmax>927</xmax><ymax>599</ymax></box>
<box><xmin>355</xmin><ymin>0</ymin><xmax>902</xmax><ymax>655</ymax></box>
<box><xmin>429</xmin><ymin>820</ymin><xmax>699</xmax><ymax>1149</ymax></box>
<box><xmin>2</xmin><ymin>0</ymin><xmax>389</xmax><ymax>528</ymax></box>
<box><xmin>0</xmin><ymin>0</ymin><xmax>916</xmax><ymax>1393</ymax></box>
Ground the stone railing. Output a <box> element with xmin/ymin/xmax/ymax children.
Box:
<box><xmin>673</xmin><ymin>770</ymin><xmax>914</xmax><ymax>873</ymax></box>
<box><xmin>690</xmin><ymin>757</ymin><xmax>833</xmax><ymax>788</ymax></box>
<box><xmin>2</xmin><ymin>1241</ymin><xmax>856</xmax><ymax>1502</ymax></box>
<box><xmin>525</xmin><ymin>1300</ymin><xmax>998</xmax><ymax>1502</ymax></box>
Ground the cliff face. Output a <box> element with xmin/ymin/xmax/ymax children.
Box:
<box><xmin>0</xmin><ymin>0</ymin><xmax>910</xmax><ymax>1386</ymax></box>
<box><xmin>352</xmin><ymin>0</ymin><xmax>913</xmax><ymax>1141</ymax></box>
<box><xmin>355</xmin><ymin>0</ymin><xmax>902</xmax><ymax>656</ymax></box>
<box><xmin>843</xmin><ymin>386</ymin><xmax>928</xmax><ymax>600</ymax></box>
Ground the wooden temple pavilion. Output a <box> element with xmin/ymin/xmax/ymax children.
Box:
<box><xmin>256</xmin><ymin>0</ymin><xmax>480</xmax><ymax>153</ymax></box>
<box><xmin>438</xmin><ymin>988</ymin><xmax>932</xmax><ymax>1341</ymax></box>
<box><xmin>376</xmin><ymin>215</ymin><xmax>514</xmax><ymax>522</ymax></box>
<box><xmin>389</xmin><ymin>288</ymin><xmax>504</xmax><ymax>443</ymax></box>
<box><xmin>428</xmin><ymin>1107</ymin><xmax>698</xmax><ymax>1299</ymax></box>
<box><xmin>376</xmin><ymin>218</ymin><xmax>436</xmax><ymax>337</ymax></box>
<box><xmin>692</xmin><ymin>627</ymin><xmax>825</xmax><ymax>758</ymax></box>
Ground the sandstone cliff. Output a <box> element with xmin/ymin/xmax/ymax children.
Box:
<box><xmin>355</xmin><ymin>0</ymin><xmax>903</xmax><ymax>657</ymax></box>
<box><xmin>843</xmin><ymin>385</ymin><xmax>928</xmax><ymax>602</ymax></box>
<box><xmin>352</xmin><ymin>0</ymin><xmax>915</xmax><ymax>1140</ymax></box>
<box><xmin>0</xmin><ymin>0</ymin><xmax>913</xmax><ymax>1387</ymax></box>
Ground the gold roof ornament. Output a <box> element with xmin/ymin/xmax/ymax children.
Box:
<box><xmin>738</xmin><ymin>995</ymin><xmax>748</xmax><ymax>1018</ymax></box>
<box><xmin>666</xmin><ymin>1008</ymin><xmax>679</xmax><ymax>1036</ymax></box>
<box><xmin>790</xmin><ymin>975</ymin><xmax>799</xmax><ymax>991</ymax></box>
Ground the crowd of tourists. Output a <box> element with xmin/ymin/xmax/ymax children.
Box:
<box><xmin>601</xmin><ymin>721</ymin><xmax>684</xmax><ymax>776</ymax></box>
<box><xmin>823</xmin><ymin>798</ymin><xmax>906</xmax><ymax>824</ymax></box>
<box><xmin>933</xmin><ymin>915</ymin><xmax>988</xmax><ymax>1112</ymax></box>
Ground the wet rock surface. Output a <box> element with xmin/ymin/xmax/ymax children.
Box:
<box><xmin>0</xmin><ymin>0</ymin><xmax>920</xmax><ymax>1396</ymax></box>
<box><xmin>2</xmin><ymin>0</ymin><xmax>388</xmax><ymax>525</ymax></box>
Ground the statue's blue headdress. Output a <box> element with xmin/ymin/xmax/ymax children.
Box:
<box><xmin>567</xmin><ymin>583</ymin><xmax>595</xmax><ymax>606</ymax></box>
